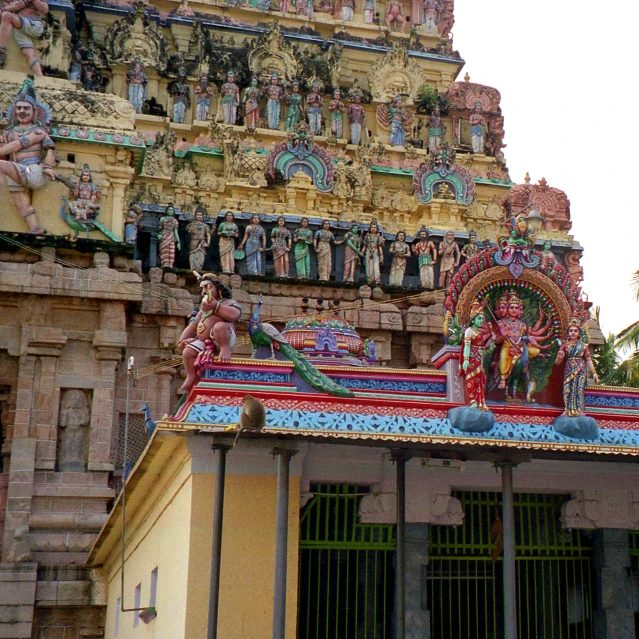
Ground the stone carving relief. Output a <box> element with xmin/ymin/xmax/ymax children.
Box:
<box><xmin>57</xmin><ymin>389</ymin><xmax>91</xmax><ymax>472</ymax></box>
<box><xmin>6</xmin><ymin>526</ymin><xmax>31</xmax><ymax>563</ymax></box>
<box><xmin>141</xmin><ymin>130</ymin><xmax>177</xmax><ymax>180</ymax></box>
<box><xmin>222</xmin><ymin>130</ymin><xmax>268</xmax><ymax>185</ymax></box>
<box><xmin>105</xmin><ymin>0</ymin><xmax>168</xmax><ymax>69</ymax></box>
<box><xmin>367</xmin><ymin>44</ymin><xmax>429</xmax><ymax>103</ymax></box>
<box><xmin>561</xmin><ymin>490</ymin><xmax>639</xmax><ymax>530</ymax></box>
<box><xmin>247</xmin><ymin>21</ymin><xmax>299</xmax><ymax>83</ymax></box>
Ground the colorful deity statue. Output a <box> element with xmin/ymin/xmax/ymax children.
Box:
<box><xmin>380</xmin><ymin>95</ymin><xmax>413</xmax><ymax>147</ymax></box>
<box><xmin>243</xmin><ymin>78</ymin><xmax>262</xmax><ymax>129</ymax></box>
<box><xmin>341</xmin><ymin>0</ymin><xmax>355</xmax><ymax>20</ymax></box>
<box><xmin>412</xmin><ymin>226</ymin><xmax>437</xmax><ymax>289</ymax></box>
<box><xmin>347</xmin><ymin>90</ymin><xmax>367</xmax><ymax>145</ymax></box>
<box><xmin>68</xmin><ymin>164</ymin><xmax>101</xmax><ymax>221</ymax></box>
<box><xmin>385</xmin><ymin>0</ymin><xmax>407</xmax><ymax>31</ymax></box>
<box><xmin>314</xmin><ymin>219</ymin><xmax>336</xmax><ymax>281</ymax></box>
<box><xmin>389</xmin><ymin>230</ymin><xmax>411</xmax><ymax>287</ymax></box>
<box><xmin>306</xmin><ymin>83</ymin><xmax>324</xmax><ymax>135</ymax></box>
<box><xmin>264</xmin><ymin>73</ymin><xmax>284</xmax><ymax>130</ymax></box>
<box><xmin>187</xmin><ymin>206</ymin><xmax>212</xmax><ymax>272</ymax></box>
<box><xmin>239</xmin><ymin>213</ymin><xmax>266</xmax><ymax>275</ymax></box>
<box><xmin>420</xmin><ymin>0</ymin><xmax>439</xmax><ymax>31</ymax></box>
<box><xmin>195</xmin><ymin>76</ymin><xmax>214</xmax><ymax>121</ymax></box>
<box><xmin>221</xmin><ymin>71</ymin><xmax>241</xmax><ymax>125</ymax></box>
<box><xmin>539</xmin><ymin>240</ymin><xmax>558</xmax><ymax>275</ymax></box>
<box><xmin>0</xmin><ymin>80</ymin><xmax>55</xmax><ymax>234</ymax></box>
<box><xmin>285</xmin><ymin>82</ymin><xmax>304</xmax><ymax>132</ymax></box>
<box><xmin>364</xmin><ymin>0</ymin><xmax>375</xmax><ymax>21</ymax></box>
<box><xmin>460</xmin><ymin>301</ymin><xmax>490</xmax><ymax>410</ymax></box>
<box><xmin>328</xmin><ymin>89</ymin><xmax>345</xmax><ymax>138</ymax></box>
<box><xmin>294</xmin><ymin>218</ymin><xmax>314</xmax><ymax>279</ymax></box>
<box><xmin>337</xmin><ymin>223</ymin><xmax>364</xmax><ymax>283</ymax></box>
<box><xmin>428</xmin><ymin>105</ymin><xmax>444</xmax><ymax>154</ymax></box>
<box><xmin>124</xmin><ymin>204</ymin><xmax>143</xmax><ymax>245</ymax></box>
<box><xmin>126</xmin><ymin>59</ymin><xmax>148</xmax><ymax>114</ymax></box>
<box><xmin>0</xmin><ymin>0</ymin><xmax>48</xmax><ymax>76</ymax></box>
<box><xmin>217</xmin><ymin>211</ymin><xmax>239</xmax><ymax>274</ymax></box>
<box><xmin>158</xmin><ymin>203</ymin><xmax>181</xmax><ymax>268</ymax></box>
<box><xmin>438</xmin><ymin>230</ymin><xmax>460</xmax><ymax>289</ymax></box>
<box><xmin>461</xmin><ymin>230</ymin><xmax>480</xmax><ymax>262</ymax></box>
<box><xmin>169</xmin><ymin>70</ymin><xmax>191</xmax><ymax>124</ymax></box>
<box><xmin>176</xmin><ymin>273</ymin><xmax>242</xmax><ymax>392</ymax></box>
<box><xmin>554</xmin><ymin>318</ymin><xmax>599</xmax><ymax>417</ymax></box>
<box><xmin>271</xmin><ymin>216</ymin><xmax>292</xmax><ymax>278</ymax></box>
<box><xmin>470</xmin><ymin>101</ymin><xmax>486</xmax><ymax>154</ymax></box>
<box><xmin>362</xmin><ymin>219</ymin><xmax>385</xmax><ymax>285</ymax></box>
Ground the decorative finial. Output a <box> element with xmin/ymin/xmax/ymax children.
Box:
<box><xmin>464</xmin><ymin>72</ymin><xmax>470</xmax><ymax>83</ymax></box>
<box><xmin>524</xmin><ymin>172</ymin><xmax>531</xmax><ymax>184</ymax></box>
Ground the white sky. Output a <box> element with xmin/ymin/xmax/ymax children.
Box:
<box><xmin>452</xmin><ymin>0</ymin><xmax>639</xmax><ymax>336</ymax></box>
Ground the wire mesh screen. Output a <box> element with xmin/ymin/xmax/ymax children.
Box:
<box><xmin>114</xmin><ymin>412</ymin><xmax>148</xmax><ymax>470</ymax></box>
<box><xmin>427</xmin><ymin>491</ymin><xmax>593</xmax><ymax>639</ymax></box>
<box><xmin>298</xmin><ymin>483</ymin><xmax>396</xmax><ymax>639</ymax></box>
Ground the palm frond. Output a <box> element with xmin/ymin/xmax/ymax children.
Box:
<box><xmin>616</xmin><ymin>320</ymin><xmax>639</xmax><ymax>351</ymax></box>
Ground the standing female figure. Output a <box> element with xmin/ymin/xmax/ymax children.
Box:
<box><xmin>328</xmin><ymin>89</ymin><xmax>345</xmax><ymax>138</ymax></box>
<box><xmin>460</xmin><ymin>302</ymin><xmax>490</xmax><ymax>411</ymax></box>
<box><xmin>285</xmin><ymin>82</ymin><xmax>304</xmax><ymax>132</ymax></box>
<box><xmin>314</xmin><ymin>219</ymin><xmax>335</xmax><ymax>281</ymax></box>
<box><xmin>243</xmin><ymin>78</ymin><xmax>262</xmax><ymax>129</ymax></box>
<box><xmin>217</xmin><ymin>211</ymin><xmax>239</xmax><ymax>274</ymax></box>
<box><xmin>264</xmin><ymin>73</ymin><xmax>284</xmax><ymax>130</ymax></box>
<box><xmin>338</xmin><ymin>223</ymin><xmax>364</xmax><ymax>283</ymax></box>
<box><xmin>271</xmin><ymin>216</ymin><xmax>292</xmax><ymax>278</ymax></box>
<box><xmin>389</xmin><ymin>230</ymin><xmax>410</xmax><ymax>286</ymax></box>
<box><xmin>294</xmin><ymin>218</ymin><xmax>313</xmax><ymax>279</ymax></box>
<box><xmin>158</xmin><ymin>203</ymin><xmax>180</xmax><ymax>268</ymax></box>
<box><xmin>554</xmin><ymin>319</ymin><xmax>600</xmax><ymax>417</ymax></box>
<box><xmin>186</xmin><ymin>208</ymin><xmax>211</xmax><ymax>271</ymax></box>
<box><xmin>239</xmin><ymin>214</ymin><xmax>266</xmax><ymax>275</ymax></box>
<box><xmin>362</xmin><ymin>220</ymin><xmax>385</xmax><ymax>284</ymax></box>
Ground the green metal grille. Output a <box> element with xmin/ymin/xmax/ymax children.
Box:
<box><xmin>427</xmin><ymin>491</ymin><xmax>594</xmax><ymax>639</ymax></box>
<box><xmin>298</xmin><ymin>484</ymin><xmax>396</xmax><ymax>639</ymax></box>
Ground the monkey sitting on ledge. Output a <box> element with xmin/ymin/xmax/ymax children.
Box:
<box><xmin>225</xmin><ymin>394</ymin><xmax>266</xmax><ymax>446</ymax></box>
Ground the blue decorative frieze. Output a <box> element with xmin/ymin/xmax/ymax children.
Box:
<box><xmin>333</xmin><ymin>378</ymin><xmax>446</xmax><ymax>394</ymax></box>
<box><xmin>201</xmin><ymin>369</ymin><xmax>291</xmax><ymax>383</ymax></box>
<box><xmin>585</xmin><ymin>394</ymin><xmax>639</xmax><ymax>409</ymax></box>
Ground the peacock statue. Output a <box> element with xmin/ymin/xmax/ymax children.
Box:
<box><xmin>248</xmin><ymin>299</ymin><xmax>354</xmax><ymax>398</ymax></box>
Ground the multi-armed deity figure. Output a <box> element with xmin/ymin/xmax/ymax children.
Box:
<box><xmin>328</xmin><ymin>89</ymin><xmax>345</xmax><ymax>138</ymax></box>
<box><xmin>389</xmin><ymin>230</ymin><xmax>411</xmax><ymax>287</ymax></box>
<box><xmin>220</xmin><ymin>71</ymin><xmax>241</xmax><ymax>125</ymax></box>
<box><xmin>195</xmin><ymin>76</ymin><xmax>214</xmax><ymax>121</ymax></box>
<box><xmin>554</xmin><ymin>317</ymin><xmax>600</xmax><ymax>417</ymax></box>
<box><xmin>294</xmin><ymin>218</ymin><xmax>314</xmax><ymax>279</ymax></box>
<box><xmin>157</xmin><ymin>203</ymin><xmax>181</xmax><ymax>268</ymax></box>
<box><xmin>239</xmin><ymin>213</ymin><xmax>266</xmax><ymax>276</ymax></box>
<box><xmin>127</xmin><ymin>59</ymin><xmax>148</xmax><ymax>114</ymax></box>
<box><xmin>306</xmin><ymin>83</ymin><xmax>324</xmax><ymax>135</ymax></box>
<box><xmin>217</xmin><ymin>211</ymin><xmax>239</xmax><ymax>274</ymax></box>
<box><xmin>428</xmin><ymin>105</ymin><xmax>444</xmax><ymax>154</ymax></box>
<box><xmin>363</xmin><ymin>219</ymin><xmax>385</xmax><ymax>285</ymax></box>
<box><xmin>243</xmin><ymin>78</ymin><xmax>262</xmax><ymax>129</ymax></box>
<box><xmin>169</xmin><ymin>70</ymin><xmax>191</xmax><ymax>124</ymax></box>
<box><xmin>264</xmin><ymin>73</ymin><xmax>284</xmax><ymax>130</ymax></box>
<box><xmin>438</xmin><ymin>230</ymin><xmax>460</xmax><ymax>289</ymax></box>
<box><xmin>412</xmin><ymin>226</ymin><xmax>437</xmax><ymax>289</ymax></box>
<box><xmin>285</xmin><ymin>82</ymin><xmax>304</xmax><ymax>132</ymax></box>
<box><xmin>0</xmin><ymin>80</ymin><xmax>55</xmax><ymax>234</ymax></box>
<box><xmin>469</xmin><ymin>101</ymin><xmax>486</xmax><ymax>154</ymax></box>
<box><xmin>314</xmin><ymin>219</ymin><xmax>336</xmax><ymax>281</ymax></box>
<box><xmin>347</xmin><ymin>90</ymin><xmax>367</xmax><ymax>145</ymax></box>
<box><xmin>177</xmin><ymin>273</ymin><xmax>242</xmax><ymax>392</ymax></box>
<box><xmin>460</xmin><ymin>301</ymin><xmax>491</xmax><ymax>411</ymax></box>
<box><xmin>0</xmin><ymin>0</ymin><xmax>48</xmax><ymax>76</ymax></box>
<box><xmin>270</xmin><ymin>216</ymin><xmax>292</xmax><ymax>278</ymax></box>
<box><xmin>186</xmin><ymin>206</ymin><xmax>212</xmax><ymax>271</ymax></box>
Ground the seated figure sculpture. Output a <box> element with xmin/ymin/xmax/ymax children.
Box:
<box><xmin>177</xmin><ymin>273</ymin><xmax>242</xmax><ymax>392</ymax></box>
<box><xmin>0</xmin><ymin>0</ymin><xmax>48</xmax><ymax>76</ymax></box>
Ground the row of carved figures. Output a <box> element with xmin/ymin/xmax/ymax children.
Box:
<box><xmin>126</xmin><ymin>208</ymin><xmax>570</xmax><ymax>289</ymax></box>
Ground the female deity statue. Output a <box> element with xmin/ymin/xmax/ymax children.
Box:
<box><xmin>285</xmin><ymin>82</ymin><xmax>304</xmax><ymax>132</ymax></box>
<box><xmin>221</xmin><ymin>71</ymin><xmax>241</xmax><ymax>126</ymax></box>
<box><xmin>124</xmin><ymin>204</ymin><xmax>143</xmax><ymax>245</ymax></box>
<box><xmin>186</xmin><ymin>207</ymin><xmax>212</xmax><ymax>272</ymax></box>
<box><xmin>306</xmin><ymin>83</ymin><xmax>323</xmax><ymax>135</ymax></box>
<box><xmin>68</xmin><ymin>164</ymin><xmax>101</xmax><ymax>221</ymax></box>
<box><xmin>169</xmin><ymin>70</ymin><xmax>191</xmax><ymax>124</ymax></box>
<box><xmin>438</xmin><ymin>230</ymin><xmax>460</xmax><ymax>289</ymax></box>
<box><xmin>412</xmin><ymin>226</ymin><xmax>437</xmax><ymax>289</ymax></box>
<box><xmin>243</xmin><ymin>78</ymin><xmax>262</xmax><ymax>129</ymax></box>
<box><xmin>294</xmin><ymin>217</ymin><xmax>313</xmax><ymax>279</ymax></box>
<box><xmin>554</xmin><ymin>318</ymin><xmax>600</xmax><ymax>417</ymax></box>
<box><xmin>328</xmin><ymin>89</ymin><xmax>345</xmax><ymax>138</ymax></box>
<box><xmin>469</xmin><ymin>101</ymin><xmax>486</xmax><ymax>154</ymax></box>
<box><xmin>337</xmin><ymin>223</ymin><xmax>364</xmax><ymax>283</ymax></box>
<box><xmin>270</xmin><ymin>216</ymin><xmax>292</xmax><ymax>278</ymax></box>
<box><xmin>347</xmin><ymin>91</ymin><xmax>367</xmax><ymax>146</ymax></box>
<box><xmin>427</xmin><ymin>105</ymin><xmax>443</xmax><ymax>154</ymax></box>
<box><xmin>363</xmin><ymin>0</ymin><xmax>375</xmax><ymax>22</ymax></box>
<box><xmin>389</xmin><ymin>230</ymin><xmax>410</xmax><ymax>286</ymax></box>
<box><xmin>217</xmin><ymin>211</ymin><xmax>239</xmax><ymax>274</ymax></box>
<box><xmin>539</xmin><ymin>240</ymin><xmax>558</xmax><ymax>275</ymax></box>
<box><xmin>157</xmin><ymin>203</ymin><xmax>181</xmax><ymax>269</ymax></box>
<box><xmin>195</xmin><ymin>76</ymin><xmax>214</xmax><ymax>121</ymax></box>
<box><xmin>264</xmin><ymin>73</ymin><xmax>284</xmax><ymax>130</ymax></box>
<box><xmin>127</xmin><ymin>59</ymin><xmax>148</xmax><ymax>114</ymax></box>
<box><xmin>460</xmin><ymin>302</ymin><xmax>490</xmax><ymax>411</ymax></box>
<box><xmin>362</xmin><ymin>220</ymin><xmax>385</xmax><ymax>285</ymax></box>
<box><xmin>314</xmin><ymin>219</ymin><xmax>335</xmax><ymax>281</ymax></box>
<box><xmin>239</xmin><ymin>213</ymin><xmax>266</xmax><ymax>276</ymax></box>
<box><xmin>388</xmin><ymin>95</ymin><xmax>408</xmax><ymax>146</ymax></box>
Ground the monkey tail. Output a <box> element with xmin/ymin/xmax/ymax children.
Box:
<box><xmin>232</xmin><ymin>426</ymin><xmax>243</xmax><ymax>448</ymax></box>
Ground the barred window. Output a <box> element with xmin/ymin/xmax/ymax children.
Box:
<box><xmin>115</xmin><ymin>413</ymin><xmax>148</xmax><ymax>471</ymax></box>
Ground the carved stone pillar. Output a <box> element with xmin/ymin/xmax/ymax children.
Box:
<box><xmin>405</xmin><ymin>524</ymin><xmax>430</xmax><ymax>639</ymax></box>
<box><xmin>104</xmin><ymin>160</ymin><xmax>135</xmax><ymax>241</ymax></box>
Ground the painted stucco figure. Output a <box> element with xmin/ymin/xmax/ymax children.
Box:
<box><xmin>68</xmin><ymin>164</ymin><xmax>101</xmax><ymax>222</ymax></box>
<box><xmin>460</xmin><ymin>302</ymin><xmax>490</xmax><ymax>410</ymax></box>
<box><xmin>389</xmin><ymin>230</ymin><xmax>410</xmax><ymax>287</ymax></box>
<box><xmin>243</xmin><ymin>78</ymin><xmax>262</xmax><ymax>129</ymax></box>
<box><xmin>294</xmin><ymin>218</ymin><xmax>313</xmax><ymax>279</ymax></box>
<box><xmin>461</xmin><ymin>230</ymin><xmax>480</xmax><ymax>262</ymax></box>
<box><xmin>221</xmin><ymin>71</ymin><xmax>241</xmax><ymax>126</ymax></box>
<box><xmin>195</xmin><ymin>76</ymin><xmax>214</xmax><ymax>121</ymax></box>
<box><xmin>264</xmin><ymin>73</ymin><xmax>284</xmax><ymax>130</ymax></box>
<box><xmin>438</xmin><ymin>230</ymin><xmax>460</xmax><ymax>289</ymax></box>
<box><xmin>271</xmin><ymin>215</ymin><xmax>292</xmax><ymax>278</ymax></box>
<box><xmin>306</xmin><ymin>83</ymin><xmax>323</xmax><ymax>135</ymax></box>
<box><xmin>328</xmin><ymin>89</ymin><xmax>345</xmax><ymax>138</ymax></box>
<box><xmin>470</xmin><ymin>101</ymin><xmax>486</xmax><ymax>154</ymax></box>
<box><xmin>217</xmin><ymin>211</ymin><xmax>239</xmax><ymax>274</ymax></box>
<box><xmin>385</xmin><ymin>0</ymin><xmax>407</xmax><ymax>31</ymax></box>
<box><xmin>285</xmin><ymin>82</ymin><xmax>304</xmax><ymax>132</ymax></box>
<box><xmin>363</xmin><ymin>219</ymin><xmax>385</xmax><ymax>285</ymax></box>
<box><xmin>428</xmin><ymin>105</ymin><xmax>444</xmax><ymax>154</ymax></box>
<box><xmin>347</xmin><ymin>91</ymin><xmax>366</xmax><ymax>145</ymax></box>
<box><xmin>169</xmin><ymin>70</ymin><xmax>191</xmax><ymax>124</ymax></box>
<box><xmin>239</xmin><ymin>213</ymin><xmax>266</xmax><ymax>275</ymax></box>
<box><xmin>158</xmin><ymin>203</ymin><xmax>181</xmax><ymax>268</ymax></box>
<box><xmin>187</xmin><ymin>207</ymin><xmax>212</xmax><ymax>272</ymax></box>
<box><xmin>412</xmin><ymin>226</ymin><xmax>437</xmax><ymax>289</ymax></box>
<box><xmin>338</xmin><ymin>223</ymin><xmax>364</xmax><ymax>283</ymax></box>
<box><xmin>127</xmin><ymin>60</ymin><xmax>148</xmax><ymax>114</ymax></box>
<box><xmin>0</xmin><ymin>0</ymin><xmax>48</xmax><ymax>76</ymax></box>
<box><xmin>314</xmin><ymin>219</ymin><xmax>335</xmax><ymax>281</ymax></box>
